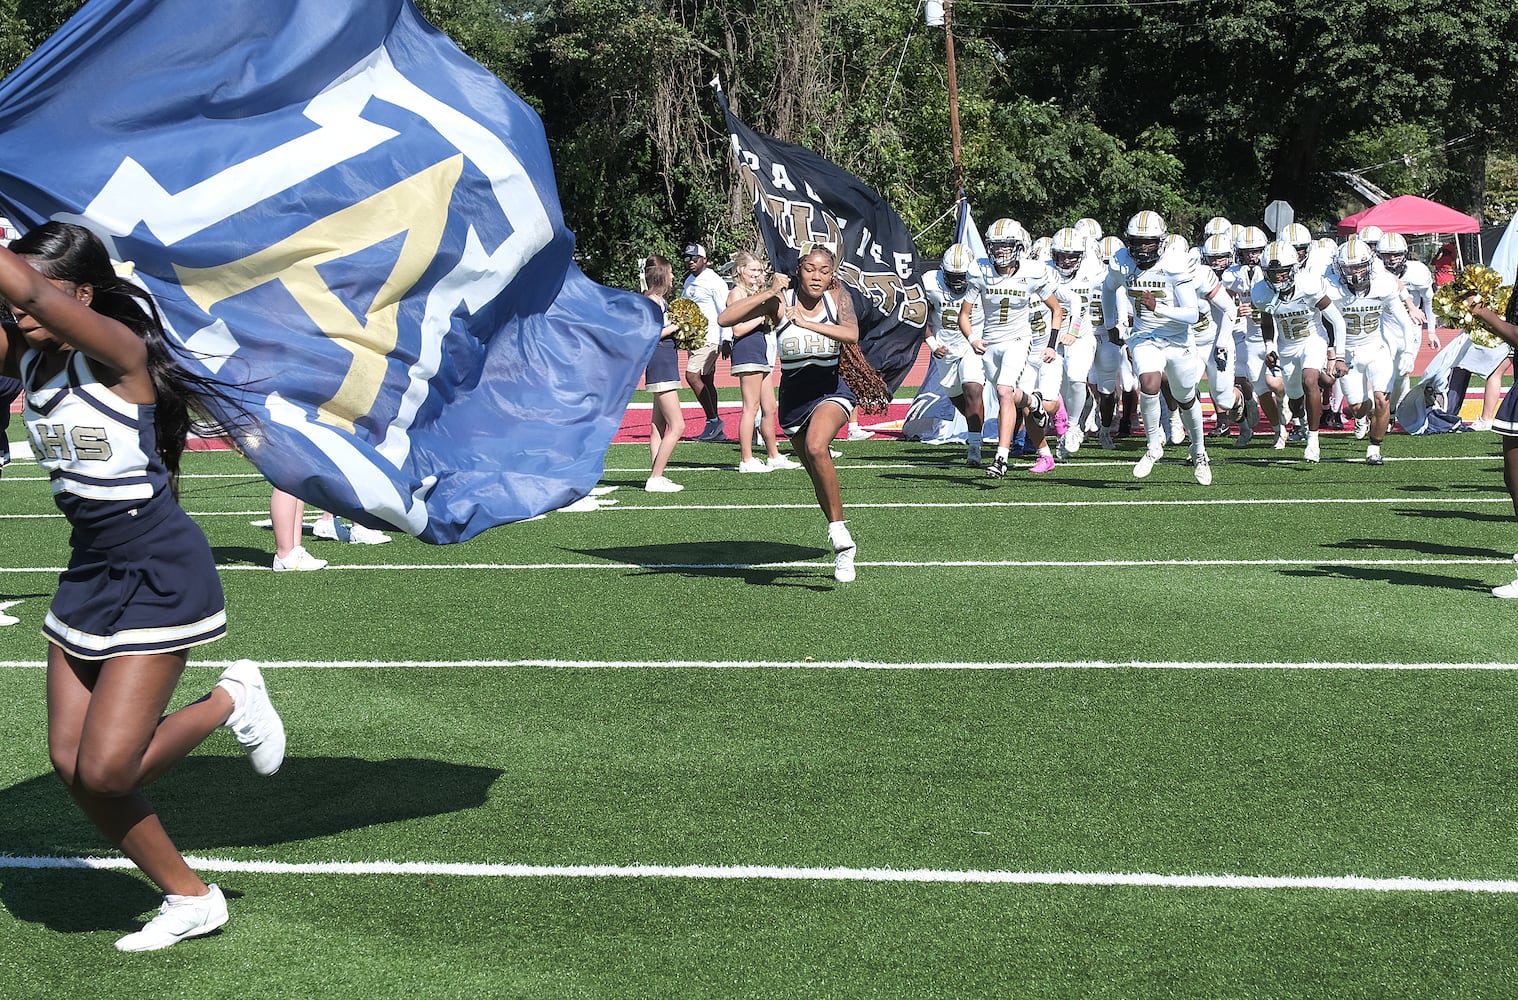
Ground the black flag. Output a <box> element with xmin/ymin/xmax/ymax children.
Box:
<box><xmin>713</xmin><ymin>79</ymin><xmax>927</xmax><ymax>390</ymax></box>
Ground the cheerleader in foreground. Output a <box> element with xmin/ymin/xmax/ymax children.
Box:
<box><xmin>0</xmin><ymin>222</ymin><xmax>284</xmax><ymax>951</ymax></box>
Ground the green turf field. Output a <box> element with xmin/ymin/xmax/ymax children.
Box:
<box><xmin>3</xmin><ymin>428</ymin><xmax>1517</xmax><ymax>998</ymax></box>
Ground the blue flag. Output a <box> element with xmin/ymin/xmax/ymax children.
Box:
<box><xmin>712</xmin><ymin>80</ymin><xmax>927</xmax><ymax>391</ymax></box>
<box><xmin>0</xmin><ymin>0</ymin><xmax>659</xmax><ymax>543</ymax></box>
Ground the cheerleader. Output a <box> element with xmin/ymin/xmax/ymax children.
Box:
<box><xmin>725</xmin><ymin>251</ymin><xmax>796</xmax><ymax>473</ymax></box>
<box><xmin>1462</xmin><ymin>278</ymin><xmax>1518</xmax><ymax>597</ymax></box>
<box><xmin>718</xmin><ymin>245</ymin><xmax>860</xmax><ymax>581</ymax></box>
<box><xmin>0</xmin><ymin>222</ymin><xmax>284</xmax><ymax>951</ymax></box>
<box><xmin>638</xmin><ymin>255</ymin><xmax>686</xmax><ymax>492</ymax></box>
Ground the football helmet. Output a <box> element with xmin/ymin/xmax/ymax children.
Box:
<box><xmin>1125</xmin><ymin>211</ymin><xmax>1167</xmax><ymax>268</ymax></box>
<box><xmin>1165</xmin><ymin>233</ymin><xmax>1189</xmax><ymax>255</ymax></box>
<box><xmin>1075</xmin><ymin>218</ymin><xmax>1103</xmax><ymax>243</ymax></box>
<box><xmin>1359</xmin><ymin>225</ymin><xmax>1384</xmax><ymax>251</ymax></box>
<box><xmin>985</xmin><ymin>218</ymin><xmax>1026</xmax><ymax>268</ymax></box>
<box><xmin>1335</xmin><ymin>237</ymin><xmax>1375</xmax><ymax>293</ymax></box>
<box><xmin>1202</xmin><ymin>216</ymin><xmax>1232</xmax><ymax>242</ymax></box>
<box><xmin>1378</xmin><ymin>231</ymin><xmax>1409</xmax><ymax>276</ymax></box>
<box><xmin>1262</xmin><ymin>241</ymin><xmax>1299</xmax><ymax>293</ymax></box>
<box><xmin>1200</xmin><ymin>233</ymin><xmax>1234</xmax><ymax>275</ymax></box>
<box><xmin>1097</xmin><ymin>236</ymin><xmax>1125</xmax><ymax>264</ymax></box>
<box><xmin>941</xmin><ymin>243</ymin><xmax>974</xmax><ymax>293</ymax></box>
<box><xmin>1282</xmin><ymin>223</ymin><xmax>1313</xmax><ymax>263</ymax></box>
<box><xmin>1030</xmin><ymin>236</ymin><xmax>1052</xmax><ymax>262</ymax></box>
<box><xmin>1233</xmin><ymin>226</ymin><xmax>1268</xmax><ymax>268</ymax></box>
<box><xmin>1314</xmin><ymin>237</ymin><xmax>1338</xmax><ymax>259</ymax></box>
<box><xmin>1050</xmin><ymin>227</ymin><xmax>1086</xmax><ymax>278</ymax></box>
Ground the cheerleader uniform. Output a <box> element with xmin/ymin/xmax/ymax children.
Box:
<box><xmin>23</xmin><ymin>349</ymin><xmax>226</xmax><ymax>659</ymax></box>
<box><xmin>643</xmin><ymin>301</ymin><xmax>681</xmax><ymax>394</ymax></box>
<box><xmin>775</xmin><ymin>289</ymin><xmax>856</xmax><ymax>435</ymax></box>
<box><xmin>728</xmin><ymin>315</ymin><xmax>776</xmax><ymax>377</ymax></box>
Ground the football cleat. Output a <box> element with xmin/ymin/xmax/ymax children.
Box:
<box><xmin>985</xmin><ymin>457</ymin><xmax>1009</xmax><ymax>479</ymax></box>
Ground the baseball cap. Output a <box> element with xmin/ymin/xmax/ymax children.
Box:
<box><xmin>682</xmin><ymin>243</ymin><xmax>707</xmax><ymax>259</ymax></box>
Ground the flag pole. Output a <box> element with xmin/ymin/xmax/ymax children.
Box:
<box><xmin>940</xmin><ymin>2</ymin><xmax>964</xmax><ymax>205</ymax></box>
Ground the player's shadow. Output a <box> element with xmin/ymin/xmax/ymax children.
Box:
<box><xmin>1277</xmin><ymin>565</ymin><xmax>1492</xmax><ymax>593</ymax></box>
<box><xmin>1323</xmin><ymin>537</ymin><xmax>1505</xmax><ymax>559</ymax></box>
<box><xmin>211</xmin><ymin>544</ymin><xmax>280</xmax><ymax>566</ymax></box>
<box><xmin>569</xmin><ymin>540</ymin><xmax>836</xmax><ymax>589</ymax></box>
<box><xmin>1391</xmin><ymin>506</ymin><xmax>1512</xmax><ymax>524</ymax></box>
<box><xmin>0</xmin><ymin>755</ymin><xmax>502</xmax><ymax>934</ymax></box>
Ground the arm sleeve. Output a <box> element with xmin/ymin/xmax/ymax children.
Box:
<box><xmin>1317</xmin><ymin>300</ymin><xmax>1345</xmax><ymax>351</ymax></box>
<box><xmin>1151</xmin><ymin>272</ymin><xmax>1199</xmax><ymax>325</ymax></box>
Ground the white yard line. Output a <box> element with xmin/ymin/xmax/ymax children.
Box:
<box><xmin>3</xmin><ymin>658</ymin><xmax>1515</xmax><ymax>670</ymax></box>
<box><xmin>0</xmin><ymin>854</ymin><xmax>1512</xmax><ymax>894</ymax></box>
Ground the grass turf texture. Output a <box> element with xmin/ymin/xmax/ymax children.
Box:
<box><xmin>2</xmin><ymin>428</ymin><xmax>1517</xmax><ymax>997</ymax></box>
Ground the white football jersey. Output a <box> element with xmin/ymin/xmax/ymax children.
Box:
<box><xmin>965</xmin><ymin>262</ymin><xmax>1059</xmax><ymax>344</ymax></box>
<box><xmin>1103</xmin><ymin>246</ymin><xmax>1198</xmax><ymax>344</ymax></box>
<box><xmin>1250</xmin><ymin>272</ymin><xmax>1331</xmax><ymax>345</ymax></box>
<box><xmin>923</xmin><ymin>269</ymin><xmax>981</xmax><ymax>353</ymax></box>
<box><xmin>1325</xmin><ymin>269</ymin><xmax>1413</xmax><ymax>353</ymax></box>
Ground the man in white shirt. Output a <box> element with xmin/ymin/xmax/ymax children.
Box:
<box><xmin>681</xmin><ymin>242</ymin><xmax>732</xmax><ymax>441</ymax></box>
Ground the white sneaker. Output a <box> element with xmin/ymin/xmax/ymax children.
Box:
<box><xmin>1193</xmin><ymin>452</ymin><xmax>1212</xmax><ymax>486</ymax></box>
<box><xmin>1473</xmin><ymin>418</ymin><xmax>1494</xmax><ymax>431</ymax></box>
<box><xmin>737</xmin><ymin>458</ymin><xmax>771</xmax><ymax>473</ymax></box>
<box><xmin>115</xmin><ymin>885</ymin><xmax>228</xmax><ymax>952</ymax></box>
<box><xmin>1495</xmin><ymin>557</ymin><xmax>1518</xmax><ymax>598</ymax></box>
<box><xmin>1133</xmin><ymin>447</ymin><xmax>1162</xmax><ymax>479</ymax></box>
<box><xmin>766</xmin><ymin>455</ymin><xmax>801</xmax><ymax>470</ymax></box>
<box><xmin>829</xmin><ymin>448</ymin><xmax>842</xmax><ymax>458</ymax></box>
<box><xmin>1304</xmin><ymin>438</ymin><xmax>1320</xmax><ymax>463</ymax></box>
<box><xmin>1272</xmin><ymin>429</ymin><xmax>1287</xmax><ymax>451</ymax></box>
<box><xmin>311</xmin><ymin>516</ymin><xmax>342</xmax><ymax>541</ymax></box>
<box><xmin>347</xmin><ymin>524</ymin><xmax>391</xmax><ymax>545</ymax></box>
<box><xmin>1354</xmin><ymin>416</ymin><xmax>1370</xmax><ymax>440</ymax></box>
<box><xmin>645</xmin><ymin>476</ymin><xmax>684</xmax><ymax>493</ymax></box>
<box><xmin>272</xmin><ymin>545</ymin><xmax>326</xmax><ymax>572</ymax></box>
<box><xmin>219</xmin><ymin>659</ymin><xmax>286</xmax><ymax>776</ymax></box>
<box><xmin>833</xmin><ymin>542</ymin><xmax>857</xmax><ymax>583</ymax></box>
<box><xmin>847</xmin><ymin>425</ymin><xmax>873</xmax><ymax>441</ymax></box>
<box><xmin>1166</xmin><ymin>411</ymin><xmax>1185</xmax><ymax>445</ymax></box>
<box><xmin>1063</xmin><ymin>427</ymin><xmax>1084</xmax><ymax>456</ymax></box>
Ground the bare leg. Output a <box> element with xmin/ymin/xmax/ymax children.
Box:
<box><xmin>271</xmin><ymin>489</ymin><xmax>305</xmax><ymax>560</ymax></box>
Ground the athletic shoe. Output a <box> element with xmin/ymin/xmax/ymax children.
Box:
<box><xmin>348</xmin><ymin>524</ymin><xmax>391</xmax><ymax>545</ymax></box>
<box><xmin>1063</xmin><ymin>428</ymin><xmax>1084</xmax><ymax>456</ymax></box>
<box><xmin>115</xmin><ymin>885</ymin><xmax>228</xmax><ymax>952</ymax></box>
<box><xmin>218</xmin><ymin>660</ymin><xmax>286</xmax><ymax>776</ymax></box>
<box><xmin>1235</xmin><ymin>419</ymin><xmax>1255</xmax><ymax>447</ymax></box>
<box><xmin>766</xmin><ymin>455</ymin><xmax>801</xmax><ymax>470</ymax></box>
<box><xmin>847</xmin><ymin>425</ymin><xmax>874</xmax><ymax>441</ymax></box>
<box><xmin>272</xmin><ymin>545</ymin><xmax>326</xmax><ymax>572</ymax></box>
<box><xmin>644</xmin><ymin>476</ymin><xmax>684</xmax><ymax>493</ymax></box>
<box><xmin>1193</xmin><ymin>452</ymin><xmax>1212</xmax><ymax>486</ymax></box>
<box><xmin>1208</xmin><ymin>422</ymin><xmax>1232</xmax><ymax>439</ymax></box>
<box><xmin>965</xmin><ymin>447</ymin><xmax>983</xmax><ymax>468</ymax></box>
<box><xmin>1473</xmin><ymin>418</ymin><xmax>1494</xmax><ymax>432</ymax></box>
<box><xmin>737</xmin><ymin>458</ymin><xmax>772</xmax><ymax>473</ymax></box>
<box><xmin>833</xmin><ymin>542</ymin><xmax>857</xmax><ymax>583</ymax></box>
<box><xmin>829</xmin><ymin>448</ymin><xmax>842</xmax><ymax>458</ymax></box>
<box><xmin>1354</xmin><ymin>416</ymin><xmax>1370</xmax><ymax>440</ymax></box>
<box><xmin>985</xmin><ymin>457</ymin><xmax>1009</xmax><ymax>479</ymax></box>
<box><xmin>1288</xmin><ymin>422</ymin><xmax>1307</xmax><ymax>444</ymax></box>
<box><xmin>696</xmin><ymin>418</ymin><xmax>727</xmax><ymax>442</ymax></box>
<box><xmin>1027</xmin><ymin>393</ymin><xmax>1051</xmax><ymax>428</ymax></box>
<box><xmin>1303</xmin><ymin>438</ymin><xmax>1320</xmax><ymax>463</ymax></box>
<box><xmin>1098</xmin><ymin>424</ymin><xmax>1115</xmax><ymax>450</ymax></box>
<box><xmin>1495</xmin><ymin>557</ymin><xmax>1518</xmax><ymax>598</ymax></box>
<box><xmin>311</xmin><ymin>516</ymin><xmax>342</xmax><ymax>541</ymax></box>
<box><xmin>1365</xmin><ymin>452</ymin><xmax>1385</xmax><ymax>466</ymax></box>
<box><xmin>1030</xmin><ymin>454</ymin><xmax>1056</xmax><ymax>474</ymax></box>
<box><xmin>1272</xmin><ymin>428</ymin><xmax>1287</xmax><ymax>451</ymax></box>
<box><xmin>1166</xmin><ymin>411</ymin><xmax>1185</xmax><ymax>446</ymax></box>
<box><xmin>1133</xmin><ymin>447</ymin><xmax>1162</xmax><ymax>479</ymax></box>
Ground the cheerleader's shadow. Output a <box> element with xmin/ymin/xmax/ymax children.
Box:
<box><xmin>569</xmin><ymin>541</ymin><xmax>836</xmax><ymax>590</ymax></box>
<box><xmin>0</xmin><ymin>755</ymin><xmax>502</xmax><ymax>934</ymax></box>
<box><xmin>211</xmin><ymin>544</ymin><xmax>283</xmax><ymax>566</ymax></box>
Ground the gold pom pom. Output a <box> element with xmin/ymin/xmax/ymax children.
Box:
<box><xmin>666</xmin><ymin>298</ymin><xmax>709</xmax><ymax>352</ymax></box>
<box><xmin>1433</xmin><ymin>265</ymin><xmax>1512</xmax><ymax>348</ymax></box>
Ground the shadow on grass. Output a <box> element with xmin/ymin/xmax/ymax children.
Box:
<box><xmin>211</xmin><ymin>544</ymin><xmax>278</xmax><ymax>566</ymax></box>
<box><xmin>1392</xmin><ymin>506</ymin><xmax>1513</xmax><ymax>524</ymax></box>
<box><xmin>1278</xmin><ymin>565</ymin><xmax>1493</xmax><ymax>593</ymax></box>
<box><xmin>569</xmin><ymin>540</ymin><xmax>837</xmax><ymax>590</ymax></box>
<box><xmin>0</xmin><ymin>755</ymin><xmax>503</xmax><ymax>933</ymax></box>
<box><xmin>1324</xmin><ymin>537</ymin><xmax>1508</xmax><ymax>559</ymax></box>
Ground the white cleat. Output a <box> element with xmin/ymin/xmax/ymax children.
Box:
<box><xmin>833</xmin><ymin>543</ymin><xmax>857</xmax><ymax>583</ymax></box>
<box><xmin>1133</xmin><ymin>447</ymin><xmax>1162</xmax><ymax>479</ymax></box>
<box><xmin>1193</xmin><ymin>452</ymin><xmax>1212</xmax><ymax>486</ymax></box>
<box><xmin>115</xmin><ymin>885</ymin><xmax>228</xmax><ymax>952</ymax></box>
<box><xmin>1304</xmin><ymin>438</ymin><xmax>1320</xmax><ymax>463</ymax></box>
<box><xmin>1495</xmin><ymin>556</ymin><xmax>1518</xmax><ymax>598</ymax></box>
<box><xmin>1354</xmin><ymin>416</ymin><xmax>1370</xmax><ymax>440</ymax></box>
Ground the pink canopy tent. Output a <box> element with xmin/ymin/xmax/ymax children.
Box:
<box><xmin>1337</xmin><ymin>195</ymin><xmax>1480</xmax><ymax>235</ymax></box>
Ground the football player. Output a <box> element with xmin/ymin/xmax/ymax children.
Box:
<box><xmin>1327</xmin><ymin>237</ymin><xmax>1416</xmax><ymax>464</ymax></box>
<box><xmin>1101</xmin><ymin>211</ymin><xmax>1212</xmax><ymax>484</ymax></box>
<box><xmin>924</xmin><ymin>244</ymin><xmax>988</xmax><ymax>466</ymax></box>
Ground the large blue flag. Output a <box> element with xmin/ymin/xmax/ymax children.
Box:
<box><xmin>0</xmin><ymin>0</ymin><xmax>659</xmax><ymax>543</ymax></box>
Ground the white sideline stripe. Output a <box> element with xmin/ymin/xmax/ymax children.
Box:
<box><xmin>0</xmin><ymin>496</ymin><xmax>1507</xmax><ymax>521</ymax></box>
<box><xmin>0</xmin><ymin>855</ymin><xmax>1513</xmax><ymax>894</ymax></box>
<box><xmin>0</xmin><ymin>556</ymin><xmax>1510</xmax><ymax>575</ymax></box>
<box><xmin>3</xmin><ymin>658</ymin><xmax>1515</xmax><ymax>670</ymax></box>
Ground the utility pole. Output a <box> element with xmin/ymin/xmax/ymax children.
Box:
<box><xmin>926</xmin><ymin>2</ymin><xmax>964</xmax><ymax>201</ymax></box>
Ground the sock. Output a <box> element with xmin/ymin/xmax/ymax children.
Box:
<box><xmin>1367</xmin><ymin>443</ymin><xmax>1381</xmax><ymax>458</ymax></box>
<box><xmin>216</xmin><ymin>674</ymin><xmax>249</xmax><ymax>720</ymax></box>
<box><xmin>1182</xmin><ymin>401</ymin><xmax>1206</xmax><ymax>445</ymax></box>
<box><xmin>1139</xmin><ymin>391</ymin><xmax>1164</xmax><ymax>452</ymax></box>
<box><xmin>1037</xmin><ymin>445</ymin><xmax>1052</xmax><ymax>457</ymax></box>
<box><xmin>828</xmin><ymin>520</ymin><xmax>854</xmax><ymax>552</ymax></box>
<box><xmin>1307</xmin><ymin>430</ymin><xmax>1320</xmax><ymax>447</ymax></box>
<box><xmin>996</xmin><ymin>446</ymin><xmax>1010</xmax><ymax>461</ymax></box>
